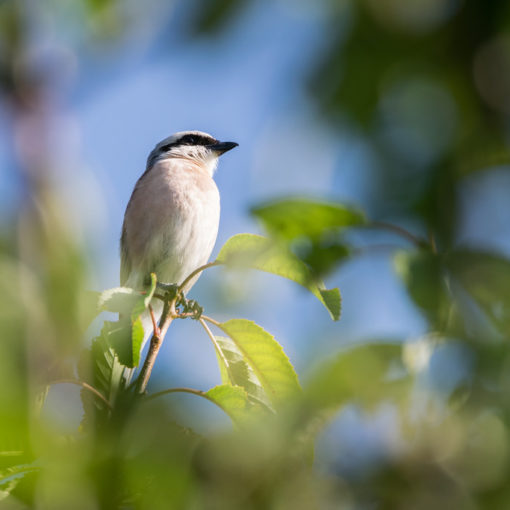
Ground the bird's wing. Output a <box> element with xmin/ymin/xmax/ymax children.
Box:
<box><xmin>119</xmin><ymin>223</ymin><xmax>131</xmax><ymax>286</ymax></box>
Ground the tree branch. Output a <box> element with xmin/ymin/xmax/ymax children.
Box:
<box><xmin>135</xmin><ymin>298</ymin><xmax>176</xmax><ymax>394</ymax></box>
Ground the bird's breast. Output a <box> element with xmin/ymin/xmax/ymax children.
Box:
<box><xmin>123</xmin><ymin>159</ymin><xmax>220</xmax><ymax>287</ymax></box>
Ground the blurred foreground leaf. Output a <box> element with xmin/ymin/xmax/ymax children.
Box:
<box><xmin>394</xmin><ymin>250</ymin><xmax>451</xmax><ymax>329</ymax></box>
<box><xmin>216</xmin><ymin>234</ymin><xmax>341</xmax><ymax>320</ymax></box>
<box><xmin>446</xmin><ymin>250</ymin><xmax>510</xmax><ymax>333</ymax></box>
<box><xmin>205</xmin><ymin>385</ymin><xmax>250</xmax><ymax>426</ymax></box>
<box><xmin>0</xmin><ymin>462</ymin><xmax>39</xmax><ymax>501</ymax></box>
<box><xmin>304</xmin><ymin>343</ymin><xmax>407</xmax><ymax>412</ymax></box>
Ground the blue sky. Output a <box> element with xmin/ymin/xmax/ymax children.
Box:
<box><xmin>69</xmin><ymin>2</ymin><xmax>427</xmax><ymax>391</ymax></box>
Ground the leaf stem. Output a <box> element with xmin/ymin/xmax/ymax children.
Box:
<box><xmin>198</xmin><ymin>318</ymin><xmax>234</xmax><ymax>382</ymax></box>
<box><xmin>46</xmin><ymin>379</ymin><xmax>112</xmax><ymax>410</ymax></box>
<box><xmin>201</xmin><ymin>315</ymin><xmax>220</xmax><ymax>327</ymax></box>
<box><xmin>369</xmin><ymin>221</ymin><xmax>426</xmax><ymax>248</ymax></box>
<box><xmin>144</xmin><ymin>386</ymin><xmax>231</xmax><ymax>417</ymax></box>
<box><xmin>177</xmin><ymin>261</ymin><xmax>221</xmax><ymax>293</ymax></box>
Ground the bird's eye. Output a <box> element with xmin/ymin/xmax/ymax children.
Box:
<box><xmin>160</xmin><ymin>144</ymin><xmax>173</xmax><ymax>152</ymax></box>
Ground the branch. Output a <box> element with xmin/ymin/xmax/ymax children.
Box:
<box><xmin>135</xmin><ymin>262</ymin><xmax>220</xmax><ymax>394</ymax></box>
<box><xmin>135</xmin><ymin>298</ymin><xmax>176</xmax><ymax>394</ymax></box>
<box><xmin>46</xmin><ymin>379</ymin><xmax>112</xmax><ymax>410</ymax></box>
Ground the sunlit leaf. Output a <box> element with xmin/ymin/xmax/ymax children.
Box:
<box><xmin>216</xmin><ymin>234</ymin><xmax>341</xmax><ymax>320</ymax></box>
<box><xmin>205</xmin><ymin>385</ymin><xmax>250</xmax><ymax>425</ymax></box>
<box><xmin>97</xmin><ymin>286</ymin><xmax>140</xmax><ymax>314</ymax></box>
<box><xmin>131</xmin><ymin>317</ymin><xmax>145</xmax><ymax>368</ymax></box>
<box><xmin>214</xmin><ymin>335</ymin><xmax>272</xmax><ymax>410</ymax></box>
<box><xmin>252</xmin><ymin>198</ymin><xmax>365</xmax><ymax>241</ymax></box>
<box><xmin>98</xmin><ymin>273</ymin><xmax>156</xmax><ymax>320</ymax></box>
<box><xmin>214</xmin><ymin>319</ymin><xmax>301</xmax><ymax>409</ymax></box>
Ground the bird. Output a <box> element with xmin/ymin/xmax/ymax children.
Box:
<box><xmin>120</xmin><ymin>130</ymin><xmax>237</xmax><ymax>338</ymax></box>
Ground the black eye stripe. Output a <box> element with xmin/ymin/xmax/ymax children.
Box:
<box><xmin>180</xmin><ymin>134</ymin><xmax>217</xmax><ymax>146</ymax></box>
<box><xmin>159</xmin><ymin>135</ymin><xmax>218</xmax><ymax>153</ymax></box>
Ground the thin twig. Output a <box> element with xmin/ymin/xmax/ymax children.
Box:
<box><xmin>148</xmin><ymin>304</ymin><xmax>160</xmax><ymax>336</ymax></box>
<box><xmin>145</xmin><ymin>386</ymin><xmax>207</xmax><ymax>401</ymax></box>
<box><xmin>199</xmin><ymin>318</ymin><xmax>233</xmax><ymax>382</ymax></box>
<box><xmin>47</xmin><ymin>379</ymin><xmax>112</xmax><ymax>410</ymax></box>
<box><xmin>369</xmin><ymin>221</ymin><xmax>426</xmax><ymax>247</ymax></box>
<box><xmin>177</xmin><ymin>261</ymin><xmax>220</xmax><ymax>293</ymax></box>
<box><xmin>144</xmin><ymin>386</ymin><xmax>232</xmax><ymax>417</ymax></box>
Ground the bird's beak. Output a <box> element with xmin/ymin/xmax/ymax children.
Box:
<box><xmin>210</xmin><ymin>141</ymin><xmax>238</xmax><ymax>155</ymax></box>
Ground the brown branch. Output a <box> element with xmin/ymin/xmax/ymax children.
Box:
<box><xmin>135</xmin><ymin>262</ymin><xmax>220</xmax><ymax>394</ymax></box>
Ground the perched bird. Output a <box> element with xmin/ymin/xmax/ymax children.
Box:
<box><xmin>120</xmin><ymin>130</ymin><xmax>237</xmax><ymax>321</ymax></box>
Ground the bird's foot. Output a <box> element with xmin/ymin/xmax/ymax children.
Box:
<box><xmin>180</xmin><ymin>298</ymin><xmax>203</xmax><ymax>320</ymax></box>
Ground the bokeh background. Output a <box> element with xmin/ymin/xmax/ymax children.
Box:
<box><xmin>3</xmin><ymin>0</ymin><xmax>510</xmax><ymax>508</ymax></box>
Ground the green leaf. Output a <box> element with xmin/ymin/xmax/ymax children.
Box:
<box><xmin>131</xmin><ymin>317</ymin><xmax>145</xmax><ymax>368</ymax></box>
<box><xmin>304</xmin><ymin>343</ymin><xmax>407</xmax><ymax>411</ymax></box>
<box><xmin>205</xmin><ymin>385</ymin><xmax>250</xmax><ymax>425</ymax></box>
<box><xmin>98</xmin><ymin>273</ymin><xmax>157</xmax><ymax>321</ymax></box>
<box><xmin>78</xmin><ymin>324</ymin><xmax>127</xmax><ymax>430</ymax></box>
<box><xmin>252</xmin><ymin>198</ymin><xmax>365</xmax><ymax>241</ymax></box>
<box><xmin>95</xmin><ymin>274</ymin><xmax>157</xmax><ymax>369</ymax></box>
<box><xmin>216</xmin><ymin>234</ymin><xmax>341</xmax><ymax>320</ymax></box>
<box><xmin>97</xmin><ymin>286</ymin><xmax>141</xmax><ymax>314</ymax></box>
<box><xmin>446</xmin><ymin>250</ymin><xmax>510</xmax><ymax>332</ymax></box>
<box><xmin>394</xmin><ymin>250</ymin><xmax>451</xmax><ymax>328</ymax></box>
<box><xmin>215</xmin><ymin>319</ymin><xmax>301</xmax><ymax>409</ymax></box>
<box><xmin>214</xmin><ymin>335</ymin><xmax>272</xmax><ymax>410</ymax></box>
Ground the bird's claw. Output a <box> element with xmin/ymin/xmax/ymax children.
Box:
<box><xmin>180</xmin><ymin>298</ymin><xmax>203</xmax><ymax>320</ymax></box>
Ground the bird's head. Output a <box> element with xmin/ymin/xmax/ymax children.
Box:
<box><xmin>147</xmin><ymin>131</ymin><xmax>238</xmax><ymax>176</ymax></box>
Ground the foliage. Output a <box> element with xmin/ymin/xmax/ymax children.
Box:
<box><xmin>1</xmin><ymin>0</ymin><xmax>510</xmax><ymax>508</ymax></box>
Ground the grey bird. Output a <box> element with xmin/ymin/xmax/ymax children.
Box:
<box><xmin>120</xmin><ymin>130</ymin><xmax>237</xmax><ymax>332</ymax></box>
